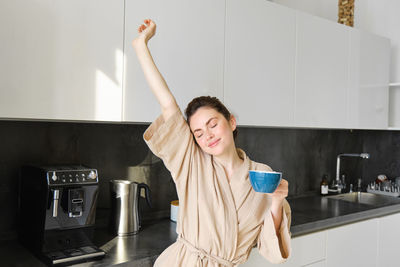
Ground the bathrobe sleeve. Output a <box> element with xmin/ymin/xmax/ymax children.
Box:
<box><xmin>143</xmin><ymin>110</ymin><xmax>198</xmax><ymax>182</ymax></box>
<box><xmin>257</xmin><ymin>199</ymin><xmax>292</xmax><ymax>264</ymax></box>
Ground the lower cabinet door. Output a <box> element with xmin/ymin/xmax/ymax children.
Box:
<box><xmin>240</xmin><ymin>230</ymin><xmax>326</xmax><ymax>267</ymax></box>
<box><xmin>304</xmin><ymin>260</ymin><xmax>326</xmax><ymax>267</ymax></box>
<box><xmin>326</xmin><ymin>218</ymin><xmax>378</xmax><ymax>267</ymax></box>
<box><xmin>377</xmin><ymin>213</ymin><xmax>400</xmax><ymax>267</ymax></box>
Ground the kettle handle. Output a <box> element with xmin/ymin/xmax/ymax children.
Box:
<box><xmin>138</xmin><ymin>183</ymin><xmax>152</xmax><ymax>208</ymax></box>
<box><xmin>137</xmin><ymin>183</ymin><xmax>152</xmax><ymax>228</ymax></box>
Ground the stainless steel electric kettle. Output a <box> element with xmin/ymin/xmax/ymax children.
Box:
<box><xmin>109</xmin><ymin>180</ymin><xmax>151</xmax><ymax>236</ymax></box>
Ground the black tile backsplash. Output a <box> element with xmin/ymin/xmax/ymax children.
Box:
<box><xmin>1</xmin><ymin>119</ymin><xmax>400</xmax><ymax>240</ymax></box>
<box><xmin>235</xmin><ymin>127</ymin><xmax>372</xmax><ymax>195</ymax></box>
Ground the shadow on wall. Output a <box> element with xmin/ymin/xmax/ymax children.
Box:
<box><xmin>124</xmin><ymin>151</ymin><xmax>177</xmax><ymax>219</ymax></box>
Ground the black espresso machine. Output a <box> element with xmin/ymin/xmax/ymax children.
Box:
<box><xmin>18</xmin><ymin>165</ymin><xmax>105</xmax><ymax>266</ymax></box>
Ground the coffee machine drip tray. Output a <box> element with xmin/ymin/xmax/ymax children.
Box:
<box><xmin>46</xmin><ymin>245</ymin><xmax>105</xmax><ymax>265</ymax></box>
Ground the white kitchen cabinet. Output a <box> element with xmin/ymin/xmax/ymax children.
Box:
<box><xmin>241</xmin><ymin>214</ymin><xmax>399</xmax><ymax>267</ymax></box>
<box><xmin>295</xmin><ymin>12</ymin><xmax>350</xmax><ymax>128</ymax></box>
<box><xmin>225</xmin><ymin>1</ymin><xmax>390</xmax><ymax>130</ymax></box>
<box><xmin>123</xmin><ymin>0</ymin><xmax>225</xmax><ymax>122</ymax></box>
<box><xmin>326</xmin><ymin>218</ymin><xmax>378</xmax><ymax>267</ymax></box>
<box><xmin>239</xmin><ymin>214</ymin><xmax>400</xmax><ymax>267</ymax></box>
<box><xmin>348</xmin><ymin>29</ymin><xmax>390</xmax><ymax>129</ymax></box>
<box><xmin>377</xmin><ymin>212</ymin><xmax>400</xmax><ymax>267</ymax></box>
<box><xmin>224</xmin><ymin>0</ymin><xmax>296</xmax><ymax>127</ymax></box>
<box><xmin>240</xmin><ymin>230</ymin><xmax>326</xmax><ymax>267</ymax></box>
<box><xmin>389</xmin><ymin>84</ymin><xmax>400</xmax><ymax>128</ymax></box>
<box><xmin>0</xmin><ymin>0</ymin><xmax>391</xmax><ymax>128</ymax></box>
<box><xmin>0</xmin><ymin>0</ymin><xmax>124</xmax><ymax>121</ymax></box>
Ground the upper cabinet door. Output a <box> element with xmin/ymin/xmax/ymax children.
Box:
<box><xmin>0</xmin><ymin>0</ymin><xmax>124</xmax><ymax>121</ymax></box>
<box><xmin>348</xmin><ymin>29</ymin><xmax>390</xmax><ymax>129</ymax></box>
<box><xmin>295</xmin><ymin>12</ymin><xmax>350</xmax><ymax>128</ymax></box>
<box><xmin>123</xmin><ymin>0</ymin><xmax>225</xmax><ymax>122</ymax></box>
<box><xmin>224</xmin><ymin>0</ymin><xmax>296</xmax><ymax>127</ymax></box>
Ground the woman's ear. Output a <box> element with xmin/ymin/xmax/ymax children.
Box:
<box><xmin>230</xmin><ymin>115</ymin><xmax>237</xmax><ymax>131</ymax></box>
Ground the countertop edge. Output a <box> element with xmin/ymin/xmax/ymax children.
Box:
<box><xmin>291</xmin><ymin>202</ymin><xmax>400</xmax><ymax>237</ymax></box>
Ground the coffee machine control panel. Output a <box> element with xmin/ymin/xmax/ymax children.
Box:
<box><xmin>47</xmin><ymin>170</ymin><xmax>98</xmax><ymax>185</ymax></box>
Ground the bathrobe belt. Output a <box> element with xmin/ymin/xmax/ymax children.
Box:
<box><xmin>178</xmin><ymin>236</ymin><xmax>245</xmax><ymax>267</ymax></box>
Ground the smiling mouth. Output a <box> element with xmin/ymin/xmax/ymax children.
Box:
<box><xmin>208</xmin><ymin>139</ymin><xmax>221</xmax><ymax>148</ymax></box>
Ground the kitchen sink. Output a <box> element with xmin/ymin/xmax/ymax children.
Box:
<box><xmin>326</xmin><ymin>192</ymin><xmax>395</xmax><ymax>206</ymax></box>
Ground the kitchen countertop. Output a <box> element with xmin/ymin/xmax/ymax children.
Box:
<box><xmin>289</xmin><ymin>193</ymin><xmax>400</xmax><ymax>236</ymax></box>
<box><xmin>0</xmin><ymin>218</ymin><xmax>177</xmax><ymax>267</ymax></box>
<box><xmin>72</xmin><ymin>217</ymin><xmax>178</xmax><ymax>267</ymax></box>
<box><xmin>4</xmin><ymin>193</ymin><xmax>400</xmax><ymax>267</ymax></box>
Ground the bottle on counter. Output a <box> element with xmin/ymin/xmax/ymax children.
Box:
<box><xmin>321</xmin><ymin>174</ymin><xmax>329</xmax><ymax>195</ymax></box>
<box><xmin>357</xmin><ymin>178</ymin><xmax>363</xmax><ymax>192</ymax></box>
<box><xmin>341</xmin><ymin>174</ymin><xmax>347</xmax><ymax>191</ymax></box>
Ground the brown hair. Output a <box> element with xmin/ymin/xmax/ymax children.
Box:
<box><xmin>184</xmin><ymin>96</ymin><xmax>238</xmax><ymax>139</ymax></box>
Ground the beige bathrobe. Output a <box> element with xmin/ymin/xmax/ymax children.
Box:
<box><xmin>144</xmin><ymin>110</ymin><xmax>291</xmax><ymax>267</ymax></box>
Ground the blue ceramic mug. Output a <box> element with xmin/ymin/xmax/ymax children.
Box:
<box><xmin>249</xmin><ymin>170</ymin><xmax>282</xmax><ymax>193</ymax></box>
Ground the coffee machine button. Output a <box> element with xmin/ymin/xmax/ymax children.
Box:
<box><xmin>88</xmin><ymin>171</ymin><xmax>97</xmax><ymax>180</ymax></box>
<box><xmin>51</xmin><ymin>172</ymin><xmax>58</xmax><ymax>181</ymax></box>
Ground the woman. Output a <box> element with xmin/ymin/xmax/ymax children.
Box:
<box><xmin>133</xmin><ymin>19</ymin><xmax>291</xmax><ymax>267</ymax></box>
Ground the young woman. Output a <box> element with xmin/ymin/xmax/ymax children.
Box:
<box><xmin>132</xmin><ymin>19</ymin><xmax>291</xmax><ymax>267</ymax></box>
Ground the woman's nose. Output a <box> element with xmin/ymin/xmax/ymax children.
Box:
<box><xmin>206</xmin><ymin>131</ymin><xmax>214</xmax><ymax>140</ymax></box>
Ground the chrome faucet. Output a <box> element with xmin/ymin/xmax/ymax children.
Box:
<box><xmin>333</xmin><ymin>153</ymin><xmax>370</xmax><ymax>192</ymax></box>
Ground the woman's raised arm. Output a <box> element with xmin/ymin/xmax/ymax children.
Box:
<box><xmin>132</xmin><ymin>19</ymin><xmax>179</xmax><ymax>121</ymax></box>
